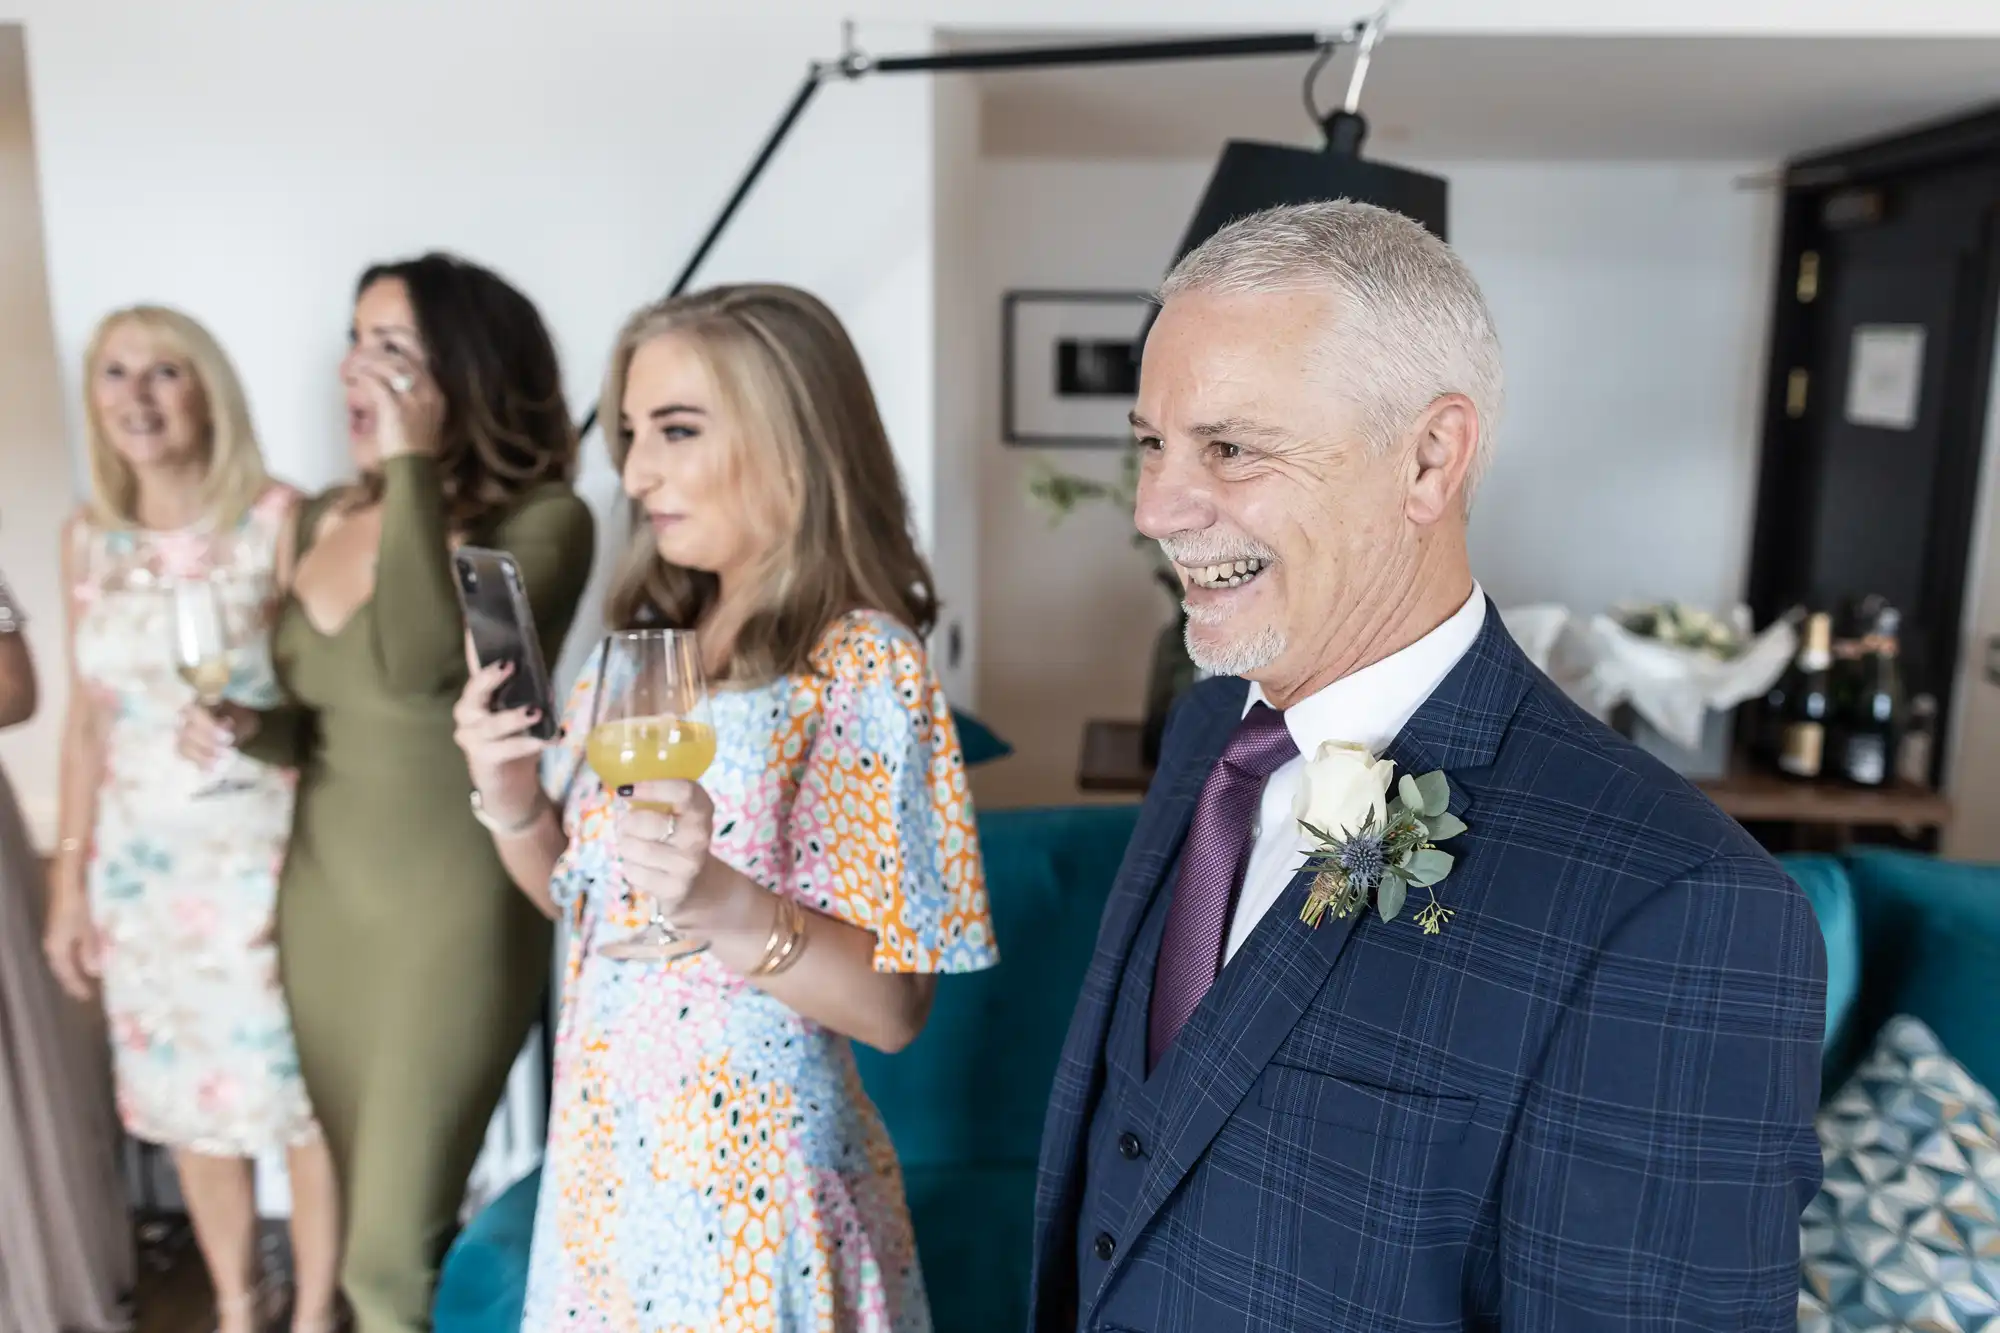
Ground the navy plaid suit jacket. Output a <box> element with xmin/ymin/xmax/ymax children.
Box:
<box><xmin>1029</xmin><ymin>608</ymin><xmax>1826</xmax><ymax>1332</ymax></box>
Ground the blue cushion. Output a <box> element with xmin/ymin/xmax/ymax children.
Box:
<box><xmin>1800</xmin><ymin>1016</ymin><xmax>2000</xmax><ymax>1330</ymax></box>
<box><xmin>433</xmin><ymin>1169</ymin><xmax>541</xmax><ymax>1333</ymax></box>
<box><xmin>1840</xmin><ymin>849</ymin><xmax>2000</xmax><ymax>1099</ymax></box>
<box><xmin>951</xmin><ymin>708</ymin><xmax>1013</xmax><ymax>766</ymax></box>
<box><xmin>1776</xmin><ymin>854</ymin><xmax>1860</xmax><ymax>1068</ymax></box>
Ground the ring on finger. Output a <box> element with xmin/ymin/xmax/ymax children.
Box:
<box><xmin>659</xmin><ymin>814</ymin><xmax>678</xmax><ymax>843</ymax></box>
<box><xmin>389</xmin><ymin>372</ymin><xmax>415</xmax><ymax>394</ymax></box>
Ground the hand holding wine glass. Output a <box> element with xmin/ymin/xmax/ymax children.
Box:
<box><xmin>612</xmin><ymin>779</ymin><xmax>727</xmax><ymax>930</ymax></box>
<box><xmin>170</xmin><ymin>577</ymin><xmax>252</xmax><ymax>797</ymax></box>
<box><xmin>590</xmin><ymin>629</ymin><xmax>716</xmax><ymax>961</ymax></box>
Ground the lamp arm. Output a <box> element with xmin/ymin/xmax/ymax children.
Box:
<box><xmin>577</xmin><ymin>24</ymin><xmax>1369</xmax><ymax>438</ymax></box>
<box><xmin>1343</xmin><ymin>0</ymin><xmax>1405</xmax><ymax>114</ymax></box>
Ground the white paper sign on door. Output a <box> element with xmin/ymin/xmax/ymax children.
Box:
<box><xmin>1845</xmin><ymin>324</ymin><xmax>1926</xmax><ymax>431</ymax></box>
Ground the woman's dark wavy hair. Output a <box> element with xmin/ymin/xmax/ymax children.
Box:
<box><xmin>357</xmin><ymin>252</ymin><xmax>578</xmax><ymax>528</ymax></box>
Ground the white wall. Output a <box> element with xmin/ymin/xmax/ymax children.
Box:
<box><xmin>971</xmin><ymin>157</ymin><xmax>1777</xmax><ymax>806</ymax></box>
<box><xmin>0</xmin><ymin>26</ymin><xmax>64</xmax><ymax>845</ymax></box>
<box><xmin>930</xmin><ymin>71</ymin><xmax>984</xmax><ymax>706</ymax></box>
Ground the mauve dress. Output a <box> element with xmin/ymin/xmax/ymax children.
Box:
<box><xmin>0</xmin><ymin>566</ymin><xmax>134</xmax><ymax>1333</ymax></box>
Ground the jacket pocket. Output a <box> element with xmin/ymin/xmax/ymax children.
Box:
<box><xmin>1255</xmin><ymin>1063</ymin><xmax>1476</xmax><ymax>1144</ymax></box>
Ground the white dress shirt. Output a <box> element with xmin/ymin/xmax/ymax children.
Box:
<box><xmin>1223</xmin><ymin>586</ymin><xmax>1487</xmax><ymax>964</ymax></box>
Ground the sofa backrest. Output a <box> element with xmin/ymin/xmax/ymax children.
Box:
<box><xmin>1775</xmin><ymin>854</ymin><xmax>1862</xmax><ymax>1079</ymax></box>
<box><xmin>1832</xmin><ymin>848</ymin><xmax>2000</xmax><ymax>1098</ymax></box>
<box><xmin>854</xmin><ymin>802</ymin><xmax>1141</xmax><ymax>1168</ymax></box>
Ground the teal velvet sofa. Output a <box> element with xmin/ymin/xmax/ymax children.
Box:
<box><xmin>434</xmin><ymin>803</ymin><xmax>1991</xmax><ymax>1333</ymax></box>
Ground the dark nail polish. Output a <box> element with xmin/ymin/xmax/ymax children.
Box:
<box><xmin>617</xmin><ymin>785</ymin><xmax>634</xmax><ymax>797</ymax></box>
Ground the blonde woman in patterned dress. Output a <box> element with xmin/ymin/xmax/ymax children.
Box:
<box><xmin>451</xmin><ymin>284</ymin><xmax>998</xmax><ymax>1331</ymax></box>
<box><xmin>41</xmin><ymin>308</ymin><xmax>341</xmax><ymax>1333</ymax></box>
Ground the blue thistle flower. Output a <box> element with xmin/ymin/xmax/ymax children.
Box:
<box><xmin>1337</xmin><ymin>834</ymin><xmax>1387</xmax><ymax>891</ymax></box>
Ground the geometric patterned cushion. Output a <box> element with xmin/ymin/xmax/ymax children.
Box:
<box><xmin>1801</xmin><ymin>1016</ymin><xmax>2000</xmax><ymax>1332</ymax></box>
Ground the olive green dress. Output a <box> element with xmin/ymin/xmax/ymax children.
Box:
<box><xmin>242</xmin><ymin>456</ymin><xmax>592</xmax><ymax>1333</ymax></box>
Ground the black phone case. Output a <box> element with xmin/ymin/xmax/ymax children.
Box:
<box><xmin>453</xmin><ymin>546</ymin><xmax>558</xmax><ymax>740</ymax></box>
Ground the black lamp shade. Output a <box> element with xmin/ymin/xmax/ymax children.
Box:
<box><xmin>1170</xmin><ymin>138</ymin><xmax>1449</xmax><ymax>266</ymax></box>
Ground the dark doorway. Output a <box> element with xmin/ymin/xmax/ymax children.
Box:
<box><xmin>1745</xmin><ymin>104</ymin><xmax>2000</xmax><ymax>787</ymax></box>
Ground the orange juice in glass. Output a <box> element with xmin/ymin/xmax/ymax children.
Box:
<box><xmin>590</xmin><ymin>629</ymin><xmax>711</xmax><ymax>961</ymax></box>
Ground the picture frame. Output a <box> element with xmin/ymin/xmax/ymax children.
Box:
<box><xmin>1002</xmin><ymin>290</ymin><xmax>1155</xmax><ymax>447</ymax></box>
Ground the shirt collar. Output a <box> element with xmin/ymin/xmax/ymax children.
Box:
<box><xmin>1244</xmin><ymin>584</ymin><xmax>1487</xmax><ymax>759</ymax></box>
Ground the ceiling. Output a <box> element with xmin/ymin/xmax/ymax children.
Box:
<box><xmin>959</xmin><ymin>33</ymin><xmax>2000</xmax><ymax>162</ymax></box>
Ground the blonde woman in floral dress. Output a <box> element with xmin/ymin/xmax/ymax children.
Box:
<box><xmin>42</xmin><ymin>307</ymin><xmax>340</xmax><ymax>1333</ymax></box>
<box><xmin>452</xmin><ymin>285</ymin><xmax>997</xmax><ymax>1331</ymax></box>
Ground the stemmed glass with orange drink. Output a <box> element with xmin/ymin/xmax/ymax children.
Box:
<box><xmin>589</xmin><ymin>629</ymin><xmax>716</xmax><ymax>961</ymax></box>
<box><xmin>170</xmin><ymin>576</ymin><xmax>253</xmax><ymax>798</ymax></box>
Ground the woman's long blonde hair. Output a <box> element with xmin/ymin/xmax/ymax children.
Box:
<box><xmin>600</xmin><ymin>284</ymin><xmax>937</xmax><ymax>685</ymax></box>
<box><xmin>81</xmin><ymin>305</ymin><xmax>269</xmax><ymax>530</ymax></box>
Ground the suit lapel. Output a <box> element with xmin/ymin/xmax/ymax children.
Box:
<box><xmin>1097</xmin><ymin>604</ymin><xmax>1532</xmax><ymax>1294</ymax></box>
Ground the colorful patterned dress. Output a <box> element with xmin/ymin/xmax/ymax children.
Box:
<box><xmin>524</xmin><ymin>611</ymin><xmax>997</xmax><ymax>1333</ymax></box>
<box><xmin>72</xmin><ymin>484</ymin><xmax>320</xmax><ymax>1156</ymax></box>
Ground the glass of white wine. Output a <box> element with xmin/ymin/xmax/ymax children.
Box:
<box><xmin>170</xmin><ymin>576</ymin><xmax>250</xmax><ymax>798</ymax></box>
<box><xmin>589</xmin><ymin>629</ymin><xmax>716</xmax><ymax>961</ymax></box>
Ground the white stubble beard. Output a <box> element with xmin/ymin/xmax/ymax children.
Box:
<box><xmin>1182</xmin><ymin>604</ymin><xmax>1285</xmax><ymax>678</ymax></box>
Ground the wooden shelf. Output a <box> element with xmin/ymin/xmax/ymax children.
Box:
<box><xmin>1696</xmin><ymin>762</ymin><xmax>1951</xmax><ymax>829</ymax></box>
<box><xmin>1079</xmin><ymin>718</ymin><xmax>1953</xmax><ymax>832</ymax></box>
<box><xmin>1079</xmin><ymin>719</ymin><xmax>1151</xmax><ymax>794</ymax></box>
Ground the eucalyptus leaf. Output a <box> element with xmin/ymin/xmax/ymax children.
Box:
<box><xmin>1397</xmin><ymin>774</ymin><xmax>1422</xmax><ymax>814</ymax></box>
<box><xmin>1415</xmin><ymin>771</ymin><xmax>1451</xmax><ymax>817</ymax></box>
<box><xmin>1376</xmin><ymin>872</ymin><xmax>1409</xmax><ymax>921</ymax></box>
<box><xmin>1406</xmin><ymin>847</ymin><xmax>1455</xmax><ymax>886</ymax></box>
<box><xmin>1424</xmin><ymin>811</ymin><xmax>1468</xmax><ymax>842</ymax></box>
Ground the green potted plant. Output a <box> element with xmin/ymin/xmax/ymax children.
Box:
<box><xmin>1026</xmin><ymin>451</ymin><xmax>1201</xmax><ymax>766</ymax></box>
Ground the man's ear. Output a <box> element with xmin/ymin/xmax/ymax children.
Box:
<box><xmin>1405</xmin><ymin>394</ymin><xmax>1479</xmax><ymax>526</ymax></box>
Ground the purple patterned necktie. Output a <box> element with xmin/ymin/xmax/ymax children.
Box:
<box><xmin>1148</xmin><ymin>702</ymin><xmax>1298</xmax><ymax>1071</ymax></box>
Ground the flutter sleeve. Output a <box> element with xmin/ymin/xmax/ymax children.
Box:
<box><xmin>782</xmin><ymin>614</ymin><xmax>997</xmax><ymax>974</ymax></box>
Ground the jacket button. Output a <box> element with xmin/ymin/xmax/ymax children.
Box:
<box><xmin>1117</xmin><ymin>1131</ymin><xmax>1143</xmax><ymax>1160</ymax></box>
<box><xmin>1093</xmin><ymin>1232</ymin><xmax>1116</xmax><ymax>1262</ymax></box>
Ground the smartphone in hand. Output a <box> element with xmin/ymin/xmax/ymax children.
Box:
<box><xmin>452</xmin><ymin>546</ymin><xmax>558</xmax><ymax>740</ymax></box>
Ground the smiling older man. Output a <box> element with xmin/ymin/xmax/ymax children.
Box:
<box><xmin>1029</xmin><ymin>201</ymin><xmax>1825</xmax><ymax>1333</ymax></box>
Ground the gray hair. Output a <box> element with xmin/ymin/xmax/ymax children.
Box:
<box><xmin>1158</xmin><ymin>200</ymin><xmax>1504</xmax><ymax>502</ymax></box>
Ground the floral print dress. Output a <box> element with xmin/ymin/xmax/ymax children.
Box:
<box><xmin>523</xmin><ymin>611</ymin><xmax>998</xmax><ymax>1333</ymax></box>
<box><xmin>72</xmin><ymin>484</ymin><xmax>320</xmax><ymax>1156</ymax></box>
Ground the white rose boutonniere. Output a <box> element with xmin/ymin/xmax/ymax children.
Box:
<box><xmin>1296</xmin><ymin>741</ymin><xmax>1468</xmax><ymax>935</ymax></box>
<box><xmin>1292</xmin><ymin>741</ymin><xmax>1397</xmax><ymax>842</ymax></box>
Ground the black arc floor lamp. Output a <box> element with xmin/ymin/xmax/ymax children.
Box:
<box><xmin>577</xmin><ymin>2</ymin><xmax>1440</xmax><ymax>439</ymax></box>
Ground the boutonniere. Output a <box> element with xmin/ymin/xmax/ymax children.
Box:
<box><xmin>1294</xmin><ymin>741</ymin><xmax>1467</xmax><ymax>935</ymax></box>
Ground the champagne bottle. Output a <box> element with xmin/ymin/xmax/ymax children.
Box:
<box><xmin>1778</xmin><ymin>612</ymin><xmax>1834</xmax><ymax>780</ymax></box>
<box><xmin>1899</xmin><ymin>693</ymin><xmax>1938</xmax><ymax>787</ymax></box>
<box><xmin>1833</xmin><ymin>604</ymin><xmax>1905</xmax><ymax>788</ymax></box>
<box><xmin>1750</xmin><ymin>606</ymin><xmax>1805</xmax><ymax>765</ymax></box>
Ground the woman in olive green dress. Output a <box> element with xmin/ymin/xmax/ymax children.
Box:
<box><xmin>181</xmin><ymin>255</ymin><xmax>594</xmax><ymax>1333</ymax></box>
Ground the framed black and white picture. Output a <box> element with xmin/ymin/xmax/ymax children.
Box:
<box><xmin>1002</xmin><ymin>290</ymin><xmax>1153</xmax><ymax>447</ymax></box>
